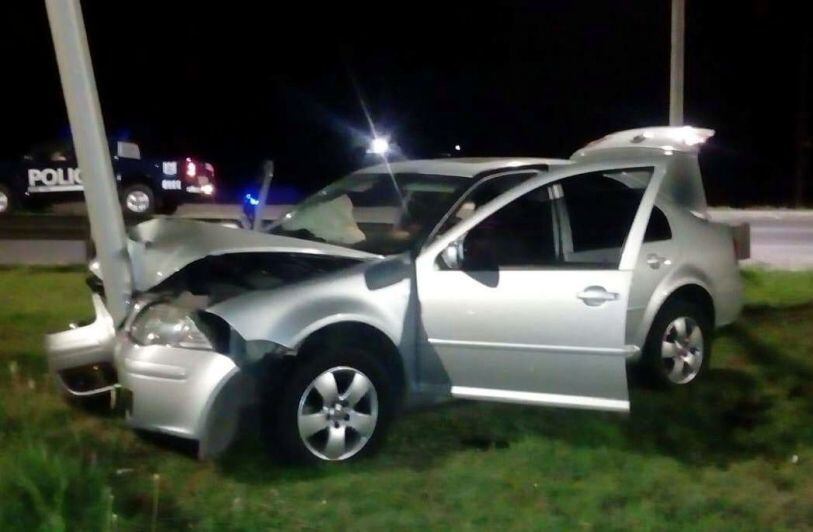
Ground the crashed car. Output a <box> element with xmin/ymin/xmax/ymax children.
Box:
<box><xmin>46</xmin><ymin>127</ymin><xmax>744</xmax><ymax>462</ymax></box>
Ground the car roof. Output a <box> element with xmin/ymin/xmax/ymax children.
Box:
<box><xmin>356</xmin><ymin>157</ymin><xmax>572</xmax><ymax>178</ymax></box>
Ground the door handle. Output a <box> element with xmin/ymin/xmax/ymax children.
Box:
<box><xmin>577</xmin><ymin>286</ymin><xmax>619</xmax><ymax>306</ymax></box>
<box><xmin>646</xmin><ymin>253</ymin><xmax>671</xmax><ymax>269</ymax></box>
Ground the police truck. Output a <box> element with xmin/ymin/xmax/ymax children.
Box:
<box><xmin>0</xmin><ymin>139</ymin><xmax>215</xmax><ymax>215</ymax></box>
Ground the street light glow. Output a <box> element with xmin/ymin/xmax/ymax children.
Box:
<box><xmin>369</xmin><ymin>137</ymin><xmax>390</xmax><ymax>155</ymax></box>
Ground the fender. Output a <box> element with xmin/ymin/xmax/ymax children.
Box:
<box><xmin>205</xmin><ymin>258</ymin><xmax>416</xmax><ymax>359</ymax></box>
<box><xmin>632</xmin><ymin>262</ymin><xmax>715</xmax><ymax>350</ymax></box>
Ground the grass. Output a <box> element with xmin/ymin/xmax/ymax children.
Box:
<box><xmin>1</xmin><ymin>267</ymin><xmax>813</xmax><ymax>530</ymax></box>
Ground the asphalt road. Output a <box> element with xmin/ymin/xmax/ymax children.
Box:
<box><xmin>2</xmin><ymin>205</ymin><xmax>812</xmax><ymax>269</ymax></box>
<box><xmin>708</xmin><ymin>209</ymin><xmax>813</xmax><ymax>271</ymax></box>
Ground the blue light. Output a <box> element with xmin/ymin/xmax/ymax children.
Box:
<box><xmin>244</xmin><ymin>193</ymin><xmax>259</xmax><ymax>206</ymax></box>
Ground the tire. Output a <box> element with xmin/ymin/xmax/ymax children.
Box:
<box><xmin>271</xmin><ymin>345</ymin><xmax>394</xmax><ymax>464</ymax></box>
<box><xmin>0</xmin><ymin>183</ymin><xmax>14</xmax><ymax>215</ymax></box>
<box><xmin>641</xmin><ymin>298</ymin><xmax>712</xmax><ymax>387</ymax></box>
<box><xmin>121</xmin><ymin>184</ymin><xmax>155</xmax><ymax>215</ymax></box>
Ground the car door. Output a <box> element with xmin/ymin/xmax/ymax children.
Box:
<box><xmin>415</xmin><ymin>165</ymin><xmax>661</xmax><ymax>412</ymax></box>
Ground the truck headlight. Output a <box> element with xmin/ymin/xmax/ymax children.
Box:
<box><xmin>129</xmin><ymin>303</ymin><xmax>213</xmax><ymax>350</ymax></box>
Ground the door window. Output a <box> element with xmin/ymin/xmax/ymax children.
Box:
<box><xmin>460</xmin><ymin>186</ymin><xmax>557</xmax><ymax>270</ymax></box>
<box><xmin>644</xmin><ymin>206</ymin><xmax>672</xmax><ymax>242</ymax></box>
<box><xmin>556</xmin><ymin>169</ymin><xmax>653</xmax><ymax>268</ymax></box>
<box><xmin>435</xmin><ymin>172</ymin><xmax>538</xmax><ymax>236</ymax></box>
<box><xmin>445</xmin><ymin>168</ymin><xmax>653</xmax><ymax>271</ymax></box>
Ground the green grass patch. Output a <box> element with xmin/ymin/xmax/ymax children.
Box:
<box><xmin>1</xmin><ymin>268</ymin><xmax>812</xmax><ymax>530</ymax></box>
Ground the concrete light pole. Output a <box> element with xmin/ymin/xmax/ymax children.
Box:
<box><xmin>669</xmin><ymin>0</ymin><xmax>686</xmax><ymax>126</ymax></box>
<box><xmin>44</xmin><ymin>0</ymin><xmax>133</xmax><ymax>323</ymax></box>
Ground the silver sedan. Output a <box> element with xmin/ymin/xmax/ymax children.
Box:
<box><xmin>47</xmin><ymin>127</ymin><xmax>744</xmax><ymax>463</ymax></box>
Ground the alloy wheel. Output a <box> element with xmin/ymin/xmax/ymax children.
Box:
<box><xmin>661</xmin><ymin>316</ymin><xmax>704</xmax><ymax>384</ymax></box>
<box><xmin>297</xmin><ymin>366</ymin><xmax>379</xmax><ymax>461</ymax></box>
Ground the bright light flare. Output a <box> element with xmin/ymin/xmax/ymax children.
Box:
<box><xmin>368</xmin><ymin>137</ymin><xmax>390</xmax><ymax>155</ymax></box>
<box><xmin>668</xmin><ymin>126</ymin><xmax>710</xmax><ymax>146</ymax></box>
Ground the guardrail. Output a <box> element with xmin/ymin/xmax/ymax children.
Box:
<box><xmin>0</xmin><ymin>214</ymin><xmax>151</xmax><ymax>265</ymax></box>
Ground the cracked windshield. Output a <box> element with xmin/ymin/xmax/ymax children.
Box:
<box><xmin>269</xmin><ymin>172</ymin><xmax>469</xmax><ymax>254</ymax></box>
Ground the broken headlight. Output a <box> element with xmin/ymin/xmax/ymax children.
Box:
<box><xmin>129</xmin><ymin>303</ymin><xmax>213</xmax><ymax>351</ymax></box>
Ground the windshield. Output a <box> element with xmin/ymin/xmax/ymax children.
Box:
<box><xmin>269</xmin><ymin>172</ymin><xmax>470</xmax><ymax>254</ymax></box>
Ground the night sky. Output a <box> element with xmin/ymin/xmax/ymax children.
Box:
<box><xmin>1</xmin><ymin>1</ymin><xmax>810</xmax><ymax>205</ymax></box>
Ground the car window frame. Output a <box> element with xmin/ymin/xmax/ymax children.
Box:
<box><xmin>419</xmin><ymin>166</ymin><xmax>550</xmax><ymax>253</ymax></box>
<box><xmin>643</xmin><ymin>204</ymin><xmax>673</xmax><ymax>243</ymax></box>
<box><xmin>418</xmin><ymin>160</ymin><xmax>667</xmax><ymax>274</ymax></box>
<box><xmin>549</xmin><ymin>168</ymin><xmax>655</xmax><ymax>270</ymax></box>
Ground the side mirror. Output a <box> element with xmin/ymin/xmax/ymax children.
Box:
<box><xmin>439</xmin><ymin>238</ymin><xmax>465</xmax><ymax>270</ymax></box>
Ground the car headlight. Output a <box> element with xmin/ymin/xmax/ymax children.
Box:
<box><xmin>129</xmin><ymin>303</ymin><xmax>213</xmax><ymax>350</ymax></box>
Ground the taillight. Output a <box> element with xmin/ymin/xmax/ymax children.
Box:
<box><xmin>185</xmin><ymin>159</ymin><xmax>197</xmax><ymax>178</ymax></box>
<box><xmin>731</xmin><ymin>223</ymin><xmax>751</xmax><ymax>260</ymax></box>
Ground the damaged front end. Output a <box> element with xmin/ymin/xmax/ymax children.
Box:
<box><xmin>45</xmin><ymin>218</ymin><xmax>372</xmax><ymax>457</ymax></box>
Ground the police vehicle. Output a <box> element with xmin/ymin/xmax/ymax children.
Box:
<box><xmin>0</xmin><ymin>139</ymin><xmax>215</xmax><ymax>215</ymax></box>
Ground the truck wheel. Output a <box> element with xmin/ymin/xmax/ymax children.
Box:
<box><xmin>642</xmin><ymin>299</ymin><xmax>712</xmax><ymax>387</ymax></box>
<box><xmin>271</xmin><ymin>346</ymin><xmax>394</xmax><ymax>464</ymax></box>
<box><xmin>0</xmin><ymin>184</ymin><xmax>13</xmax><ymax>215</ymax></box>
<box><xmin>121</xmin><ymin>184</ymin><xmax>155</xmax><ymax>215</ymax></box>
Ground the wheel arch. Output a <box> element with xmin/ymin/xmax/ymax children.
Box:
<box><xmin>294</xmin><ymin>321</ymin><xmax>407</xmax><ymax>405</ymax></box>
<box><xmin>120</xmin><ymin>171</ymin><xmax>155</xmax><ymax>188</ymax></box>
<box><xmin>634</xmin><ymin>278</ymin><xmax>716</xmax><ymax>352</ymax></box>
<box><xmin>664</xmin><ymin>284</ymin><xmax>715</xmax><ymax>323</ymax></box>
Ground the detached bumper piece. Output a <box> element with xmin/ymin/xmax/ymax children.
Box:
<box><xmin>45</xmin><ymin>293</ymin><xmax>117</xmax><ymax>396</ymax></box>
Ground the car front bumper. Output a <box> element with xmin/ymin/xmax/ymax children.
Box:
<box><xmin>46</xmin><ymin>294</ymin><xmax>255</xmax><ymax>457</ymax></box>
<box><xmin>115</xmin><ymin>336</ymin><xmax>255</xmax><ymax>457</ymax></box>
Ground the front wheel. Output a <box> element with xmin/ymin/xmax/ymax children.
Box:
<box><xmin>642</xmin><ymin>299</ymin><xmax>712</xmax><ymax>387</ymax></box>
<box><xmin>271</xmin><ymin>347</ymin><xmax>393</xmax><ymax>464</ymax></box>
<box><xmin>121</xmin><ymin>184</ymin><xmax>155</xmax><ymax>215</ymax></box>
<box><xmin>0</xmin><ymin>184</ymin><xmax>14</xmax><ymax>215</ymax></box>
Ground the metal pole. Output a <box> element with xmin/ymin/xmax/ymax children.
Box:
<box><xmin>669</xmin><ymin>0</ymin><xmax>685</xmax><ymax>126</ymax></box>
<box><xmin>253</xmin><ymin>160</ymin><xmax>274</xmax><ymax>231</ymax></box>
<box><xmin>45</xmin><ymin>0</ymin><xmax>132</xmax><ymax>323</ymax></box>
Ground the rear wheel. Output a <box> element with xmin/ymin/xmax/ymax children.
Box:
<box><xmin>0</xmin><ymin>184</ymin><xmax>14</xmax><ymax>215</ymax></box>
<box><xmin>271</xmin><ymin>345</ymin><xmax>393</xmax><ymax>464</ymax></box>
<box><xmin>121</xmin><ymin>184</ymin><xmax>155</xmax><ymax>215</ymax></box>
<box><xmin>642</xmin><ymin>299</ymin><xmax>712</xmax><ymax>387</ymax></box>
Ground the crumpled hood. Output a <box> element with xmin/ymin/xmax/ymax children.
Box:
<box><xmin>126</xmin><ymin>218</ymin><xmax>378</xmax><ymax>291</ymax></box>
